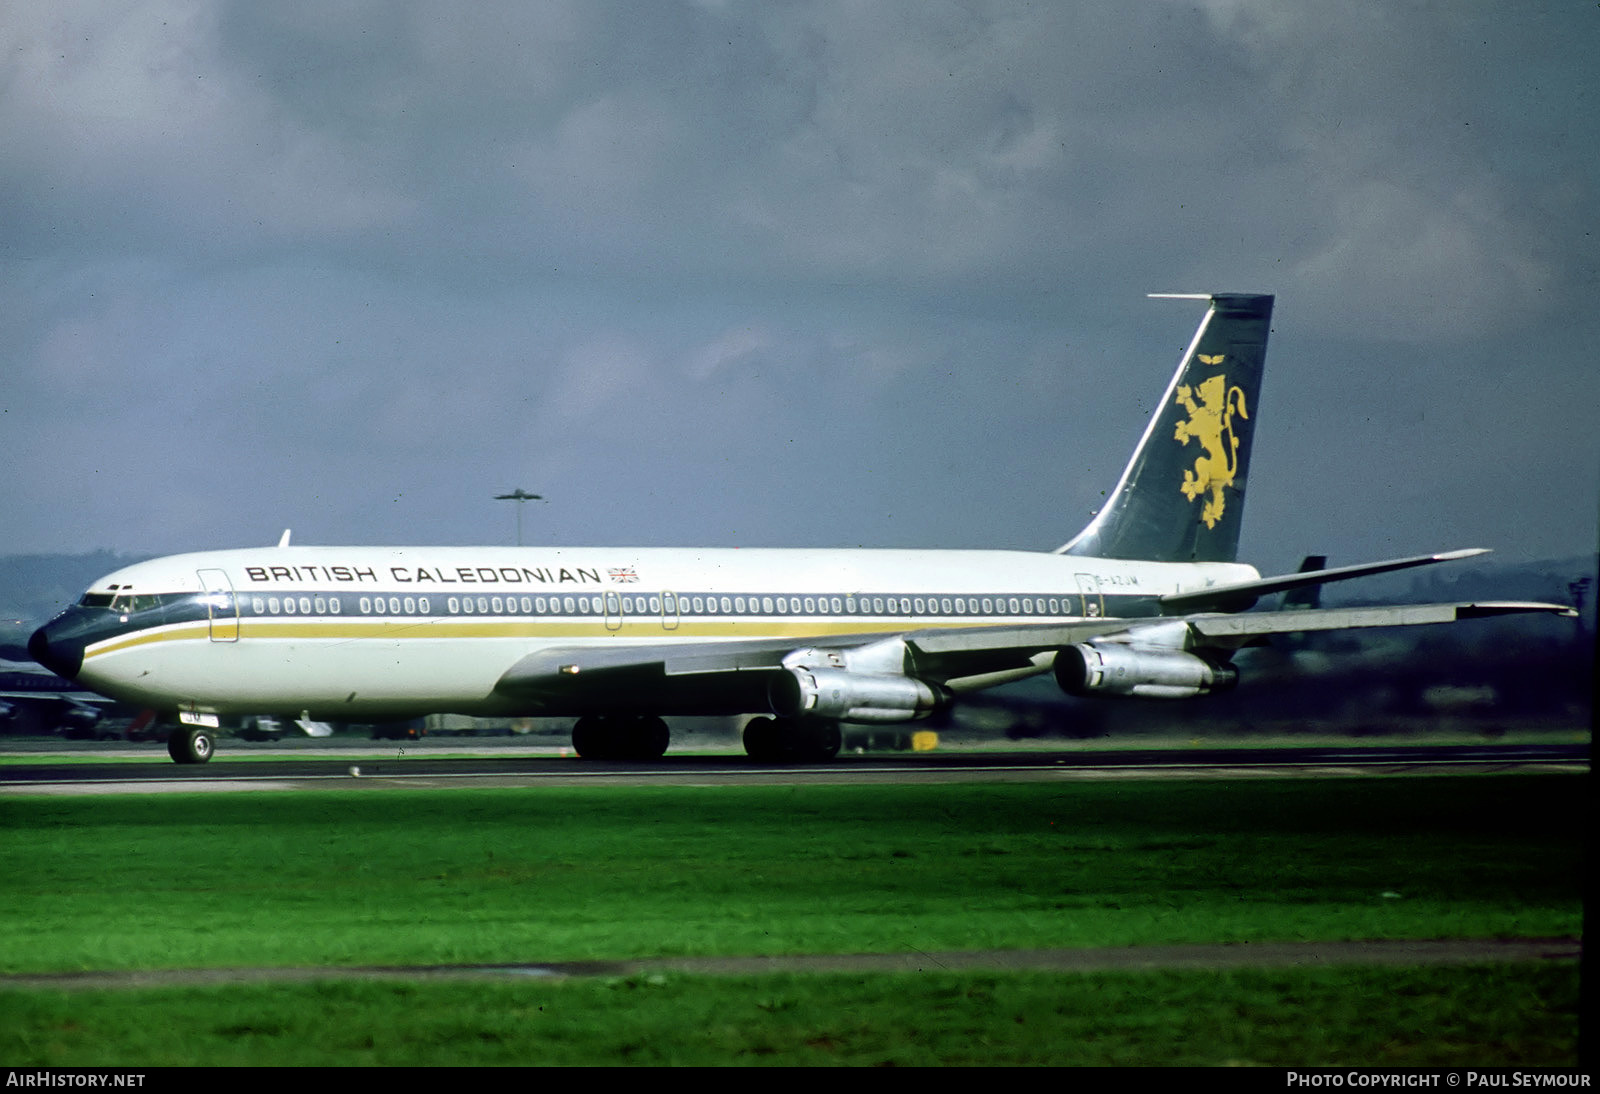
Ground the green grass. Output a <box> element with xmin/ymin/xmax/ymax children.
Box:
<box><xmin>0</xmin><ymin>966</ymin><xmax>1579</xmax><ymax>1066</ymax></box>
<box><xmin>1</xmin><ymin>776</ymin><xmax>1583</xmax><ymax>973</ymax></box>
<box><xmin>0</xmin><ymin>774</ymin><xmax>1584</xmax><ymax>1064</ymax></box>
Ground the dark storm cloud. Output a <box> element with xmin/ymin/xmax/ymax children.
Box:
<box><xmin>2</xmin><ymin>2</ymin><xmax>1596</xmax><ymax>569</ymax></box>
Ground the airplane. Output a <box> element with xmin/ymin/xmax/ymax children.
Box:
<box><xmin>28</xmin><ymin>293</ymin><xmax>1576</xmax><ymax>765</ymax></box>
<box><xmin>0</xmin><ymin>658</ymin><xmax>116</xmax><ymax>737</ymax></box>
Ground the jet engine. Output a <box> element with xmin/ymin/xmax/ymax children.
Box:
<box><xmin>1054</xmin><ymin>643</ymin><xmax>1238</xmax><ymax>700</ymax></box>
<box><xmin>769</xmin><ymin>666</ymin><xmax>946</xmax><ymax>723</ymax></box>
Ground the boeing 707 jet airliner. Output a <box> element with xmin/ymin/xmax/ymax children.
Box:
<box><xmin>29</xmin><ymin>294</ymin><xmax>1575</xmax><ymax>763</ymax></box>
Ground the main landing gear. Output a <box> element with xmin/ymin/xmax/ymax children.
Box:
<box><xmin>167</xmin><ymin>727</ymin><xmax>214</xmax><ymax>765</ymax></box>
<box><xmin>570</xmin><ymin>714</ymin><xmax>671</xmax><ymax>761</ymax></box>
<box><xmin>741</xmin><ymin>716</ymin><xmax>842</xmax><ymax>763</ymax></box>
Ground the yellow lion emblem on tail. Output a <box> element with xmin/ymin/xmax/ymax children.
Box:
<box><xmin>1173</xmin><ymin>356</ymin><xmax>1248</xmax><ymax>529</ymax></box>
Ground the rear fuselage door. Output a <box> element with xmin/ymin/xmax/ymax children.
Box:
<box><xmin>1075</xmin><ymin>574</ymin><xmax>1105</xmax><ymax>619</ymax></box>
<box><xmin>198</xmin><ymin>569</ymin><xmax>239</xmax><ymax>642</ymax></box>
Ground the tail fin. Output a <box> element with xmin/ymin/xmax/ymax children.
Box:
<box><xmin>1059</xmin><ymin>293</ymin><xmax>1274</xmax><ymax>563</ymax></box>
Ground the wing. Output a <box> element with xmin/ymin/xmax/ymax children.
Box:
<box><xmin>493</xmin><ymin>599</ymin><xmax>1576</xmax><ymax>717</ymax></box>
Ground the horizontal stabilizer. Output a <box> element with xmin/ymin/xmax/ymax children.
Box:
<box><xmin>1189</xmin><ymin>600</ymin><xmax>1577</xmax><ymax>644</ymax></box>
<box><xmin>1160</xmin><ymin>549</ymin><xmax>1491</xmax><ymax>614</ymax></box>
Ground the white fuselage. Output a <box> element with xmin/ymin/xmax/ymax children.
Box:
<box><xmin>66</xmin><ymin>546</ymin><xmax>1258</xmax><ymax>719</ymax></box>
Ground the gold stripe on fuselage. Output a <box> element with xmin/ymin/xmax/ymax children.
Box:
<box><xmin>82</xmin><ymin>614</ymin><xmax>1090</xmax><ymax>661</ymax></box>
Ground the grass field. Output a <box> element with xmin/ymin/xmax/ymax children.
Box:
<box><xmin>0</xmin><ymin>773</ymin><xmax>1584</xmax><ymax>1065</ymax></box>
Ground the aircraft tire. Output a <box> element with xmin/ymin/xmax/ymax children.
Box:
<box><xmin>742</xmin><ymin>716</ymin><xmax>781</xmax><ymax>762</ymax></box>
<box><xmin>632</xmin><ymin>716</ymin><xmax>670</xmax><ymax>761</ymax></box>
<box><xmin>780</xmin><ymin>717</ymin><xmax>840</xmax><ymax>762</ymax></box>
<box><xmin>807</xmin><ymin>720</ymin><xmax>842</xmax><ymax>761</ymax></box>
<box><xmin>571</xmin><ymin>716</ymin><xmax>609</xmax><ymax>760</ymax></box>
<box><xmin>167</xmin><ymin>728</ymin><xmax>214</xmax><ymax>765</ymax></box>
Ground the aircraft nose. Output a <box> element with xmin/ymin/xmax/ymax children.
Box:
<box><xmin>29</xmin><ymin>621</ymin><xmax>84</xmax><ymax>680</ymax></box>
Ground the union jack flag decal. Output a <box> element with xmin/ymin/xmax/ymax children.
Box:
<box><xmin>608</xmin><ymin>567</ymin><xmax>639</xmax><ymax>583</ymax></box>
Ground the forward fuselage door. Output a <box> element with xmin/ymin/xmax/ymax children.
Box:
<box><xmin>198</xmin><ymin>568</ymin><xmax>239</xmax><ymax>642</ymax></box>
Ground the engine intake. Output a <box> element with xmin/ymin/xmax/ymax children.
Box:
<box><xmin>770</xmin><ymin>667</ymin><xmax>945</xmax><ymax>723</ymax></box>
<box><xmin>1055</xmin><ymin>643</ymin><xmax>1238</xmax><ymax>700</ymax></box>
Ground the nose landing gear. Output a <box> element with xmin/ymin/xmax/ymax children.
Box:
<box><xmin>167</xmin><ymin>727</ymin><xmax>214</xmax><ymax>764</ymax></box>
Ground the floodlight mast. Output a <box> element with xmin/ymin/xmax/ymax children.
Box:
<box><xmin>494</xmin><ymin>489</ymin><xmax>544</xmax><ymax>546</ymax></box>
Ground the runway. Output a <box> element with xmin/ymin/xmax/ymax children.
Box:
<box><xmin>1</xmin><ymin>938</ymin><xmax>1579</xmax><ymax>992</ymax></box>
<box><xmin>0</xmin><ymin>741</ymin><xmax>1586</xmax><ymax>793</ymax></box>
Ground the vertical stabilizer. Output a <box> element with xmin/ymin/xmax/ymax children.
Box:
<box><xmin>1059</xmin><ymin>293</ymin><xmax>1273</xmax><ymax>562</ymax></box>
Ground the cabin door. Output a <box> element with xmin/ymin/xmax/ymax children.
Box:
<box><xmin>198</xmin><ymin>569</ymin><xmax>239</xmax><ymax>642</ymax></box>
<box><xmin>1075</xmin><ymin>574</ymin><xmax>1105</xmax><ymax>619</ymax></box>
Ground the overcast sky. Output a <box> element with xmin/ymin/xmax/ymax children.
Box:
<box><xmin>4</xmin><ymin>1</ymin><xmax>1597</xmax><ymax>576</ymax></box>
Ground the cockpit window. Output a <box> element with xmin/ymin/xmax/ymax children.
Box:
<box><xmin>83</xmin><ymin>590</ymin><xmax>168</xmax><ymax>613</ymax></box>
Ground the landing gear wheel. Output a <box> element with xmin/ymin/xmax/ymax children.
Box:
<box><xmin>743</xmin><ymin>716</ymin><xmax>780</xmax><ymax>762</ymax></box>
<box><xmin>571</xmin><ymin>716</ymin><xmax>609</xmax><ymax>760</ymax></box>
<box><xmin>629</xmin><ymin>716</ymin><xmax>670</xmax><ymax>761</ymax></box>
<box><xmin>743</xmin><ymin>716</ymin><xmax>841</xmax><ymax>763</ymax></box>
<box><xmin>572</xmin><ymin>715</ymin><xmax>671</xmax><ymax>761</ymax></box>
<box><xmin>167</xmin><ymin>728</ymin><xmax>213</xmax><ymax>765</ymax></box>
<box><xmin>806</xmin><ymin>720</ymin><xmax>842</xmax><ymax>761</ymax></box>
